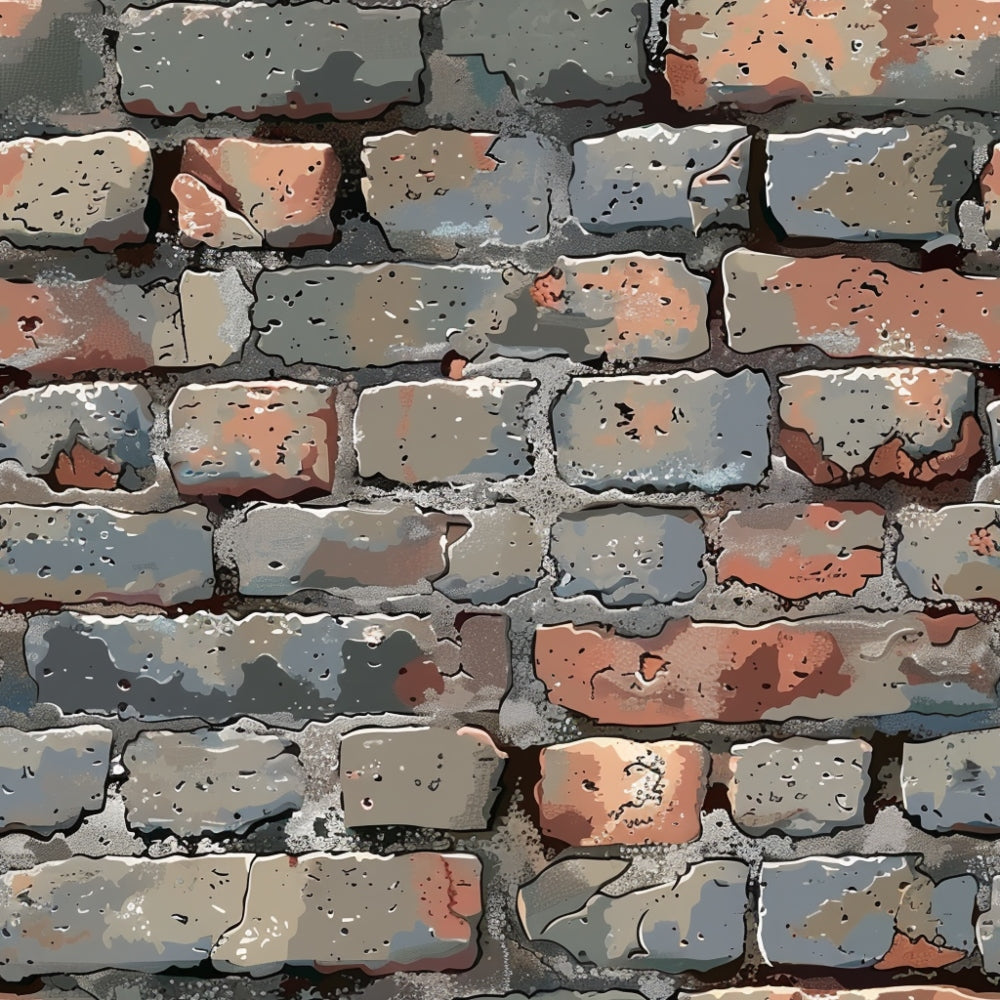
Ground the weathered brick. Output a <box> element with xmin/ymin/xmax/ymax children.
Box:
<box><xmin>766</xmin><ymin>127</ymin><xmax>973</xmax><ymax>241</ymax></box>
<box><xmin>978</xmin><ymin>877</ymin><xmax>1000</xmax><ymax>974</ymax></box>
<box><xmin>362</xmin><ymin>129</ymin><xmax>552</xmax><ymax>257</ymax></box>
<box><xmin>535</xmin><ymin>613</ymin><xmax>1000</xmax><ymax>725</ymax></box>
<box><xmin>758</xmin><ymin>855</ymin><xmax>976</xmax><ymax>970</ymax></box>
<box><xmin>168</xmin><ymin>381</ymin><xmax>337</xmax><ymax>499</ymax></box>
<box><xmin>536</xmin><ymin>737</ymin><xmax>709</xmax><ymax>846</ymax></box>
<box><xmin>211</xmin><ymin>852</ymin><xmax>482</xmax><ymax>975</ymax></box>
<box><xmin>526</xmin><ymin>254</ymin><xmax>710</xmax><ymax>363</ymax></box>
<box><xmin>26</xmin><ymin>610</ymin><xmax>510</xmax><ymax>722</ymax></box>
<box><xmin>518</xmin><ymin>857</ymin><xmax>748</xmax><ymax>971</ymax></box>
<box><xmin>473</xmin><ymin>994</ymin><xmax>645</xmax><ymax>1000</ymax></box>
<box><xmin>118</xmin><ymin>2</ymin><xmax>423</xmax><ymax>120</ymax></box>
<box><xmin>989</xmin><ymin>401</ymin><xmax>1000</xmax><ymax>463</ymax></box>
<box><xmin>340</xmin><ymin>725</ymin><xmax>506</xmax><ymax>831</ymax></box>
<box><xmin>983</xmin><ymin>145</ymin><xmax>1000</xmax><ymax>242</ymax></box>
<box><xmin>688</xmin><ymin>988</ymin><xmax>1000</xmax><ymax>1000</ymax></box>
<box><xmin>0</xmin><ymin>132</ymin><xmax>151</xmax><ymax>250</ymax></box>
<box><xmin>550</xmin><ymin>504</ymin><xmax>706</xmax><ymax>607</ymax></box>
<box><xmin>355</xmin><ymin>377</ymin><xmax>535</xmax><ymax>485</ymax></box>
<box><xmin>0</xmin><ymin>505</ymin><xmax>214</xmax><ymax>606</ymax></box>
<box><xmin>896</xmin><ymin>504</ymin><xmax>1000</xmax><ymax>603</ymax></box>
<box><xmin>717</xmin><ymin>502</ymin><xmax>885</xmax><ymax>600</ymax></box>
<box><xmin>173</xmin><ymin>138</ymin><xmax>339</xmax><ymax>249</ymax></box>
<box><xmin>0</xmin><ymin>382</ymin><xmax>155</xmax><ymax>491</ymax></box>
<box><xmin>779</xmin><ymin>367</ymin><xmax>981</xmax><ymax>485</ymax></box>
<box><xmin>665</xmin><ymin>0</ymin><xmax>1000</xmax><ymax>112</ymax></box>
<box><xmin>177</xmin><ymin>269</ymin><xmax>253</xmax><ymax>367</ymax></box>
<box><xmin>551</xmin><ymin>371</ymin><xmax>770</xmax><ymax>493</ymax></box>
<box><xmin>902</xmin><ymin>729</ymin><xmax>1000</xmax><ymax>833</ymax></box>
<box><xmin>0</xmin><ymin>725</ymin><xmax>111</xmax><ymax>835</ymax></box>
<box><xmin>254</xmin><ymin>263</ymin><xmax>528</xmax><ymax>369</ymax></box>
<box><xmin>570</xmin><ymin>125</ymin><xmax>749</xmax><ymax>233</ymax></box>
<box><xmin>724</xmin><ymin>249</ymin><xmax>1000</xmax><ymax>362</ymax></box>
<box><xmin>0</xmin><ymin>854</ymin><xmax>251</xmax><ymax>978</ymax></box>
<box><xmin>725</xmin><ymin>737</ymin><xmax>872</xmax><ymax>837</ymax></box>
<box><xmin>439</xmin><ymin>0</ymin><xmax>648</xmax><ymax>105</ymax></box>
<box><xmin>121</xmin><ymin>729</ymin><xmax>305</xmax><ymax>837</ymax></box>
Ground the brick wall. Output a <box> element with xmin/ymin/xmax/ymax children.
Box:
<box><xmin>3</xmin><ymin>2</ymin><xmax>1000</xmax><ymax>1000</ymax></box>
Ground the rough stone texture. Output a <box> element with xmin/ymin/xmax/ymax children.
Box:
<box><xmin>716</xmin><ymin>502</ymin><xmax>885</xmax><ymax>600</ymax></box>
<box><xmin>117</xmin><ymin>2</ymin><xmax>423</xmax><ymax>120</ymax></box>
<box><xmin>0</xmin><ymin>854</ymin><xmax>251</xmax><ymax>978</ymax></box>
<box><xmin>121</xmin><ymin>728</ymin><xmax>305</xmax><ymax>837</ymax></box>
<box><xmin>168</xmin><ymin>381</ymin><xmax>337</xmax><ymax>499</ymax></box>
<box><xmin>988</xmin><ymin>401</ymin><xmax>1000</xmax><ymax>463</ymax></box>
<box><xmin>570</xmin><ymin>125</ymin><xmax>750</xmax><ymax>233</ymax></box>
<box><xmin>978</xmin><ymin>877</ymin><xmax>1000</xmax><ymax>975</ymax></box>
<box><xmin>724</xmin><ymin>249</ymin><xmax>1000</xmax><ymax>362</ymax></box>
<box><xmin>355</xmin><ymin>377</ymin><xmax>535</xmax><ymax>485</ymax></box>
<box><xmin>0</xmin><ymin>725</ymin><xmax>111</xmax><ymax>835</ymax></box>
<box><xmin>897</xmin><ymin>503</ymin><xmax>1000</xmax><ymax>603</ymax></box>
<box><xmin>552</xmin><ymin>370</ymin><xmax>770</xmax><ymax>493</ymax></box>
<box><xmin>526</xmin><ymin>254</ymin><xmax>711</xmax><ymax>363</ymax></box>
<box><xmin>362</xmin><ymin>129</ymin><xmax>552</xmax><ymax>257</ymax></box>
<box><xmin>176</xmin><ymin>269</ymin><xmax>253</xmax><ymax>367</ymax></box>
<box><xmin>778</xmin><ymin>367</ymin><xmax>982</xmax><ymax>485</ymax></box>
<box><xmin>0</xmin><ymin>131</ymin><xmax>151</xmax><ymax>250</ymax></box>
<box><xmin>757</xmin><ymin>855</ymin><xmax>976</xmax><ymax>969</ymax></box>
<box><xmin>725</xmin><ymin>737</ymin><xmax>872</xmax><ymax>838</ymax></box>
<box><xmin>688</xmin><ymin>989</ymin><xmax>1000</xmax><ymax>1000</ymax></box>
<box><xmin>550</xmin><ymin>504</ymin><xmax>706</xmax><ymax>607</ymax></box>
<box><xmin>211</xmin><ymin>852</ymin><xmax>482</xmax><ymax>976</ymax></box>
<box><xmin>0</xmin><ymin>505</ymin><xmax>214</xmax><ymax>606</ymax></box>
<box><xmin>766</xmin><ymin>127</ymin><xmax>974</xmax><ymax>242</ymax></box>
<box><xmin>173</xmin><ymin>138</ymin><xmax>340</xmax><ymax>249</ymax></box>
<box><xmin>254</xmin><ymin>263</ymin><xmax>528</xmax><ymax>369</ymax></box>
<box><xmin>518</xmin><ymin>857</ymin><xmax>748</xmax><ymax>971</ymax></box>
<box><xmin>439</xmin><ymin>0</ymin><xmax>648</xmax><ymax>105</ymax></box>
<box><xmin>984</xmin><ymin>145</ymin><xmax>1000</xmax><ymax>243</ymax></box>
<box><xmin>536</xmin><ymin>737</ymin><xmax>710</xmax><ymax>846</ymax></box>
<box><xmin>902</xmin><ymin>729</ymin><xmax>1000</xmax><ymax>834</ymax></box>
<box><xmin>340</xmin><ymin>725</ymin><xmax>506</xmax><ymax>830</ymax></box>
<box><xmin>26</xmin><ymin>610</ymin><xmax>510</xmax><ymax>723</ymax></box>
<box><xmin>0</xmin><ymin>382</ymin><xmax>155</xmax><ymax>491</ymax></box>
<box><xmin>535</xmin><ymin>613</ymin><xmax>1000</xmax><ymax>724</ymax></box>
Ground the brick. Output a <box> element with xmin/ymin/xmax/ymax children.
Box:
<box><xmin>121</xmin><ymin>729</ymin><xmax>305</xmax><ymax>837</ymax></box>
<box><xmin>758</xmin><ymin>855</ymin><xmax>976</xmax><ymax>970</ymax></box>
<box><xmin>535</xmin><ymin>613</ymin><xmax>1000</xmax><ymax>725</ymax></box>
<box><xmin>0</xmin><ymin>854</ymin><xmax>251</xmax><ymax>978</ymax></box>
<box><xmin>526</xmin><ymin>254</ymin><xmax>710</xmax><ymax>363</ymax></box>
<box><xmin>117</xmin><ymin>2</ymin><xmax>423</xmax><ymax>120</ymax></box>
<box><xmin>472</xmin><ymin>994</ymin><xmax>645</xmax><ymax>1000</ymax></box>
<box><xmin>688</xmin><ymin>988</ymin><xmax>1000</xmax><ymax>1000</ymax></box>
<box><xmin>173</xmin><ymin>138</ymin><xmax>340</xmax><ymax>249</ymax></box>
<box><xmin>665</xmin><ymin>0</ymin><xmax>1000</xmax><ymax>112</ymax></box>
<box><xmin>552</xmin><ymin>371</ymin><xmax>770</xmax><ymax>493</ymax></box>
<box><xmin>896</xmin><ymin>504</ymin><xmax>1000</xmax><ymax>602</ymax></box>
<box><xmin>983</xmin><ymin>145</ymin><xmax>1000</xmax><ymax>242</ymax></box>
<box><xmin>779</xmin><ymin>367</ymin><xmax>981</xmax><ymax>485</ymax></box>
<box><xmin>362</xmin><ymin>129</ymin><xmax>552</xmax><ymax>257</ymax></box>
<box><xmin>518</xmin><ymin>856</ymin><xmax>748</xmax><ymax>971</ymax></box>
<box><xmin>0</xmin><ymin>505</ymin><xmax>214</xmax><ymax>606</ymax></box>
<box><xmin>211</xmin><ymin>852</ymin><xmax>482</xmax><ymax>975</ymax></box>
<box><xmin>902</xmin><ymin>729</ymin><xmax>1000</xmax><ymax>833</ymax></box>
<box><xmin>0</xmin><ymin>132</ymin><xmax>151</xmax><ymax>250</ymax></box>
<box><xmin>536</xmin><ymin>737</ymin><xmax>709</xmax><ymax>846</ymax></box>
<box><xmin>570</xmin><ymin>125</ymin><xmax>749</xmax><ymax>233</ymax></box>
<box><xmin>978</xmin><ymin>877</ymin><xmax>1000</xmax><ymax>974</ymax></box>
<box><xmin>550</xmin><ymin>504</ymin><xmax>706</xmax><ymax>607</ymax></box>
<box><xmin>989</xmin><ymin>401</ymin><xmax>1000</xmax><ymax>463</ymax></box>
<box><xmin>26</xmin><ymin>611</ymin><xmax>510</xmax><ymax>722</ymax></box>
<box><xmin>725</xmin><ymin>737</ymin><xmax>872</xmax><ymax>837</ymax></box>
<box><xmin>355</xmin><ymin>377</ymin><xmax>535</xmax><ymax>485</ymax></box>
<box><xmin>439</xmin><ymin>0</ymin><xmax>648</xmax><ymax>104</ymax></box>
<box><xmin>0</xmin><ymin>382</ymin><xmax>155</xmax><ymax>491</ymax></box>
<box><xmin>253</xmin><ymin>263</ymin><xmax>528</xmax><ymax>369</ymax></box>
<box><xmin>168</xmin><ymin>381</ymin><xmax>337</xmax><ymax>499</ymax></box>
<box><xmin>177</xmin><ymin>269</ymin><xmax>253</xmax><ymax>367</ymax></box>
<box><xmin>766</xmin><ymin>126</ymin><xmax>974</xmax><ymax>242</ymax></box>
<box><xmin>717</xmin><ymin>502</ymin><xmax>885</xmax><ymax>600</ymax></box>
<box><xmin>0</xmin><ymin>725</ymin><xmax>111</xmax><ymax>835</ymax></box>
<box><xmin>340</xmin><ymin>725</ymin><xmax>506</xmax><ymax>831</ymax></box>
<box><xmin>724</xmin><ymin>249</ymin><xmax>1000</xmax><ymax>362</ymax></box>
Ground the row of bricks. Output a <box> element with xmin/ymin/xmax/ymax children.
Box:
<box><xmin>3</xmin><ymin>125</ymin><xmax>999</xmax><ymax>253</ymax></box>
<box><xmin>17</xmin><ymin>250</ymin><xmax>1000</xmax><ymax>377</ymax></box>
<box><xmin>5</xmin><ymin>848</ymin><xmax>1000</xmax><ymax>977</ymax></box>
<box><xmin>8</xmin><ymin>721</ymin><xmax>1000</xmax><ymax>844</ymax></box>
